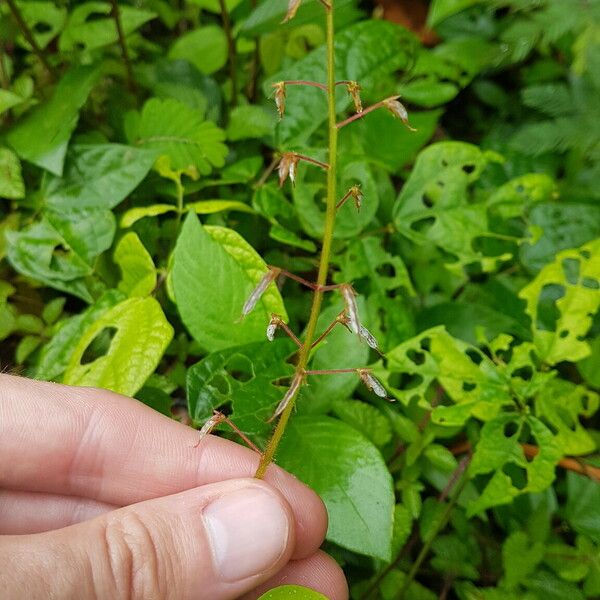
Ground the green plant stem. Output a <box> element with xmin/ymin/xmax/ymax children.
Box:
<box><xmin>5</xmin><ymin>0</ymin><xmax>55</xmax><ymax>81</ymax></box>
<box><xmin>218</xmin><ymin>0</ymin><xmax>237</xmax><ymax>106</ymax></box>
<box><xmin>254</xmin><ymin>3</ymin><xmax>338</xmax><ymax>479</ymax></box>
<box><xmin>109</xmin><ymin>0</ymin><xmax>136</xmax><ymax>92</ymax></box>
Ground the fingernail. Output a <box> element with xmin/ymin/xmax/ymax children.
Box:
<box><xmin>203</xmin><ymin>485</ymin><xmax>291</xmax><ymax>582</ymax></box>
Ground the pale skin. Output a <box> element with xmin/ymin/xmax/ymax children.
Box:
<box><xmin>0</xmin><ymin>374</ymin><xmax>349</xmax><ymax>599</ymax></box>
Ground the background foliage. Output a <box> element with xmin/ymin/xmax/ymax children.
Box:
<box><xmin>1</xmin><ymin>0</ymin><xmax>599</xmax><ymax>598</ymax></box>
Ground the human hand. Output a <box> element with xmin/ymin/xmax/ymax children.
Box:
<box><xmin>0</xmin><ymin>375</ymin><xmax>348</xmax><ymax>599</ymax></box>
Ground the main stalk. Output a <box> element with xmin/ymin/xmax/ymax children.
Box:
<box><xmin>255</xmin><ymin>5</ymin><xmax>337</xmax><ymax>478</ymax></box>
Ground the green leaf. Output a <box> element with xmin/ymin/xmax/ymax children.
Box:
<box><xmin>427</xmin><ymin>0</ymin><xmax>483</xmax><ymax>28</ymax></box>
<box><xmin>0</xmin><ymin>147</ymin><xmax>25</xmax><ymax>199</ymax></box>
<box><xmin>393</xmin><ymin>142</ymin><xmax>511</xmax><ymax>273</ymax></box>
<box><xmin>566</xmin><ymin>472</ymin><xmax>600</xmax><ymax>543</ymax></box>
<box><xmin>277</xmin><ymin>416</ymin><xmax>394</xmax><ymax>560</ymax></box>
<box><xmin>172</xmin><ymin>213</ymin><xmax>287</xmax><ymax>351</ymax></box>
<box><xmin>121</xmin><ymin>204</ymin><xmax>177</xmax><ymax>228</ymax></box>
<box><xmin>14</xmin><ymin>1</ymin><xmax>67</xmax><ymax>50</ymax></box>
<box><xmin>59</xmin><ymin>2</ymin><xmax>155</xmax><ymax>52</ymax></box>
<box><xmin>187</xmin><ymin>200</ymin><xmax>255</xmax><ymax>215</ymax></box>
<box><xmin>36</xmin><ymin>290</ymin><xmax>125</xmax><ymax>381</ymax></box>
<box><xmin>168</xmin><ymin>26</ymin><xmax>227</xmax><ymax>75</ymax></box>
<box><xmin>125</xmin><ymin>98</ymin><xmax>227</xmax><ymax>175</ymax></box>
<box><xmin>5</xmin><ymin>66</ymin><xmax>100</xmax><ymax>175</ymax></box>
<box><xmin>258</xmin><ymin>586</ymin><xmax>328</xmax><ymax>600</ymax></box>
<box><xmin>578</xmin><ymin>336</ymin><xmax>600</xmax><ymax>387</ymax></box>
<box><xmin>502</xmin><ymin>531</ymin><xmax>545</xmax><ymax>590</ymax></box>
<box><xmin>0</xmin><ymin>89</ymin><xmax>25</xmax><ymax>116</ymax></box>
<box><xmin>186</xmin><ymin>340</ymin><xmax>294</xmax><ymax>440</ymax></box>
<box><xmin>519</xmin><ymin>238</ymin><xmax>600</xmax><ymax>365</ymax></box>
<box><xmin>114</xmin><ymin>232</ymin><xmax>156</xmax><ymax>297</ymax></box>
<box><xmin>63</xmin><ymin>297</ymin><xmax>173</xmax><ymax>396</ymax></box>
<box><xmin>226</xmin><ymin>105</ymin><xmax>274</xmax><ymax>140</ymax></box>
<box><xmin>332</xmin><ymin>399</ymin><xmax>392</xmax><ymax>448</ymax></box>
<box><xmin>467</xmin><ymin>414</ymin><xmax>562</xmax><ymax>515</ymax></box>
<box><xmin>266</xmin><ymin>20</ymin><xmax>416</xmax><ymax>145</ymax></box>
<box><xmin>43</xmin><ymin>145</ymin><xmax>157</xmax><ymax>210</ymax></box>
<box><xmin>520</xmin><ymin>203</ymin><xmax>600</xmax><ymax>273</ymax></box>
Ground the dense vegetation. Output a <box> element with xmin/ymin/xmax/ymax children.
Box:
<box><xmin>1</xmin><ymin>0</ymin><xmax>599</xmax><ymax>598</ymax></box>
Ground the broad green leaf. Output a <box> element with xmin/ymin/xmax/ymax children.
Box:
<box><xmin>332</xmin><ymin>399</ymin><xmax>392</xmax><ymax>448</ymax></box>
<box><xmin>391</xmin><ymin>504</ymin><xmax>413</xmax><ymax>557</ymax></box>
<box><xmin>43</xmin><ymin>145</ymin><xmax>157</xmax><ymax>210</ymax></box>
<box><xmin>468</xmin><ymin>414</ymin><xmax>562</xmax><ymax>515</ymax></box>
<box><xmin>535</xmin><ymin>379</ymin><xmax>598</xmax><ymax>455</ymax></box>
<box><xmin>114</xmin><ymin>233</ymin><xmax>156</xmax><ymax>297</ymax></box>
<box><xmin>520</xmin><ymin>203</ymin><xmax>600</xmax><ymax>273</ymax></box>
<box><xmin>5</xmin><ymin>66</ymin><xmax>100</xmax><ymax>175</ymax></box>
<box><xmin>125</xmin><ymin>98</ymin><xmax>227</xmax><ymax>175</ymax></box>
<box><xmin>186</xmin><ymin>340</ymin><xmax>294</xmax><ymax>441</ymax></box>
<box><xmin>566</xmin><ymin>472</ymin><xmax>600</xmax><ymax>543</ymax></box>
<box><xmin>519</xmin><ymin>238</ymin><xmax>600</xmax><ymax>365</ymax></box>
<box><xmin>64</xmin><ymin>297</ymin><xmax>173</xmax><ymax>396</ymax></box>
<box><xmin>0</xmin><ymin>147</ymin><xmax>25</xmax><ymax>199</ymax></box>
<box><xmin>168</xmin><ymin>26</ymin><xmax>227</xmax><ymax>75</ymax></box>
<box><xmin>502</xmin><ymin>531</ymin><xmax>545</xmax><ymax>590</ymax></box>
<box><xmin>258</xmin><ymin>586</ymin><xmax>328</xmax><ymax>600</ymax></box>
<box><xmin>36</xmin><ymin>290</ymin><xmax>125</xmax><ymax>380</ymax></box>
<box><xmin>172</xmin><ymin>213</ymin><xmax>287</xmax><ymax>351</ymax></box>
<box><xmin>226</xmin><ymin>105</ymin><xmax>274</xmax><ymax>140</ymax></box>
<box><xmin>59</xmin><ymin>2</ymin><xmax>155</xmax><ymax>52</ymax></box>
<box><xmin>0</xmin><ymin>89</ymin><xmax>25</xmax><ymax>116</ymax></box>
<box><xmin>0</xmin><ymin>282</ymin><xmax>17</xmax><ymax>341</ymax></box>
<box><xmin>265</xmin><ymin>20</ymin><xmax>416</xmax><ymax>146</ymax></box>
<box><xmin>578</xmin><ymin>336</ymin><xmax>600</xmax><ymax>387</ymax></box>
<box><xmin>393</xmin><ymin>142</ymin><xmax>511</xmax><ymax>273</ymax></box>
<box><xmin>277</xmin><ymin>416</ymin><xmax>394</xmax><ymax>560</ymax></box>
<box><xmin>427</xmin><ymin>0</ymin><xmax>484</xmax><ymax>28</ymax></box>
<box><xmin>6</xmin><ymin>209</ymin><xmax>115</xmax><ymax>301</ymax></box>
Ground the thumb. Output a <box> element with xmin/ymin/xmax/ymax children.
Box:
<box><xmin>0</xmin><ymin>478</ymin><xmax>296</xmax><ymax>600</ymax></box>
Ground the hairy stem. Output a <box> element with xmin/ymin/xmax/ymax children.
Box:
<box><xmin>109</xmin><ymin>0</ymin><xmax>136</xmax><ymax>92</ymax></box>
<box><xmin>254</xmin><ymin>3</ymin><xmax>338</xmax><ymax>479</ymax></box>
<box><xmin>5</xmin><ymin>0</ymin><xmax>55</xmax><ymax>80</ymax></box>
<box><xmin>218</xmin><ymin>0</ymin><xmax>237</xmax><ymax>105</ymax></box>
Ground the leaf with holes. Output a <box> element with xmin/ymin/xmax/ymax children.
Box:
<box><xmin>519</xmin><ymin>238</ymin><xmax>600</xmax><ymax>365</ymax></box>
<box><xmin>277</xmin><ymin>416</ymin><xmax>394</xmax><ymax>560</ymax></box>
<box><xmin>172</xmin><ymin>212</ymin><xmax>287</xmax><ymax>351</ymax></box>
<box><xmin>125</xmin><ymin>98</ymin><xmax>227</xmax><ymax>175</ymax></box>
<box><xmin>467</xmin><ymin>414</ymin><xmax>562</xmax><ymax>516</ymax></box>
<box><xmin>186</xmin><ymin>340</ymin><xmax>295</xmax><ymax>442</ymax></box>
<box><xmin>63</xmin><ymin>297</ymin><xmax>173</xmax><ymax>396</ymax></box>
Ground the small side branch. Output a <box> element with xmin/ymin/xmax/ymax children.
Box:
<box><xmin>218</xmin><ymin>0</ymin><xmax>238</xmax><ymax>105</ymax></box>
<box><xmin>5</xmin><ymin>0</ymin><xmax>55</xmax><ymax>81</ymax></box>
<box><xmin>282</xmin><ymin>79</ymin><xmax>328</xmax><ymax>91</ymax></box>
<box><xmin>109</xmin><ymin>0</ymin><xmax>135</xmax><ymax>92</ymax></box>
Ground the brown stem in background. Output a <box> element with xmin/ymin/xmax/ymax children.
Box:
<box><xmin>109</xmin><ymin>0</ymin><xmax>136</xmax><ymax>92</ymax></box>
<box><xmin>5</xmin><ymin>0</ymin><xmax>56</xmax><ymax>80</ymax></box>
<box><xmin>218</xmin><ymin>0</ymin><xmax>238</xmax><ymax>105</ymax></box>
<box><xmin>451</xmin><ymin>440</ymin><xmax>600</xmax><ymax>482</ymax></box>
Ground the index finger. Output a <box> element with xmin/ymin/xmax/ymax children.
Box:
<box><xmin>0</xmin><ymin>375</ymin><xmax>327</xmax><ymax>559</ymax></box>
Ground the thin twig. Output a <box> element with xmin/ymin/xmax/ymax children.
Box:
<box><xmin>5</xmin><ymin>0</ymin><xmax>55</xmax><ymax>80</ymax></box>
<box><xmin>281</xmin><ymin>79</ymin><xmax>328</xmax><ymax>91</ymax></box>
<box><xmin>109</xmin><ymin>0</ymin><xmax>136</xmax><ymax>92</ymax></box>
<box><xmin>218</xmin><ymin>0</ymin><xmax>237</xmax><ymax>105</ymax></box>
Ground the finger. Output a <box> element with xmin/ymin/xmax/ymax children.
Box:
<box><xmin>0</xmin><ymin>489</ymin><xmax>116</xmax><ymax>534</ymax></box>
<box><xmin>0</xmin><ymin>375</ymin><xmax>327</xmax><ymax>559</ymax></box>
<box><xmin>242</xmin><ymin>551</ymin><xmax>349</xmax><ymax>600</ymax></box>
<box><xmin>0</xmin><ymin>478</ymin><xmax>297</xmax><ymax>600</ymax></box>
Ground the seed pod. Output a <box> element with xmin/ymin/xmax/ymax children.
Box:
<box><xmin>272</xmin><ymin>82</ymin><xmax>286</xmax><ymax>119</ymax></box>
<box><xmin>266</xmin><ymin>315</ymin><xmax>280</xmax><ymax>341</ymax></box>
<box><xmin>340</xmin><ymin>284</ymin><xmax>360</xmax><ymax>334</ymax></box>
<box><xmin>282</xmin><ymin>0</ymin><xmax>302</xmax><ymax>22</ymax></box>
<box><xmin>242</xmin><ymin>268</ymin><xmax>279</xmax><ymax>317</ymax></box>
<box><xmin>350</xmin><ymin>185</ymin><xmax>363</xmax><ymax>211</ymax></box>
<box><xmin>198</xmin><ymin>412</ymin><xmax>225</xmax><ymax>442</ymax></box>
<box><xmin>346</xmin><ymin>81</ymin><xmax>363</xmax><ymax>113</ymax></box>
<box><xmin>358</xmin><ymin>369</ymin><xmax>388</xmax><ymax>399</ymax></box>
<box><xmin>278</xmin><ymin>152</ymin><xmax>300</xmax><ymax>187</ymax></box>
<box><xmin>270</xmin><ymin>373</ymin><xmax>304</xmax><ymax>421</ymax></box>
<box><xmin>383</xmin><ymin>97</ymin><xmax>417</xmax><ymax>132</ymax></box>
<box><xmin>358</xmin><ymin>324</ymin><xmax>380</xmax><ymax>351</ymax></box>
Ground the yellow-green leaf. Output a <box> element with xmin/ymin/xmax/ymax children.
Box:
<box><xmin>114</xmin><ymin>233</ymin><xmax>156</xmax><ymax>297</ymax></box>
